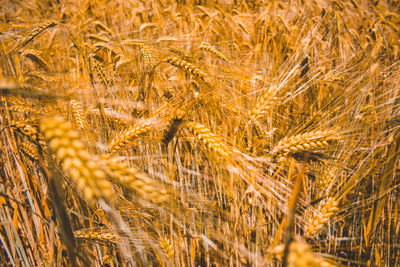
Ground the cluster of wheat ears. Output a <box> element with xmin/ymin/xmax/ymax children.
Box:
<box><xmin>1</xmin><ymin>0</ymin><xmax>400</xmax><ymax>266</ymax></box>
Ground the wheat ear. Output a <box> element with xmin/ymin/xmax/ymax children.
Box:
<box><xmin>108</xmin><ymin>121</ymin><xmax>155</xmax><ymax>153</ymax></box>
<box><xmin>305</xmin><ymin>198</ymin><xmax>339</xmax><ymax>237</ymax></box>
<box><xmin>69</xmin><ymin>99</ymin><xmax>86</xmax><ymax>130</ymax></box>
<box><xmin>40</xmin><ymin>116</ymin><xmax>113</xmax><ymax>203</ymax></box>
<box><xmin>22</xmin><ymin>49</ymin><xmax>49</xmax><ymax>71</ymax></box>
<box><xmin>199</xmin><ymin>42</ymin><xmax>228</xmax><ymax>62</ymax></box>
<box><xmin>159</xmin><ymin>237</ymin><xmax>174</xmax><ymax>259</ymax></box>
<box><xmin>186</xmin><ymin>122</ymin><xmax>232</xmax><ymax>159</ymax></box>
<box><xmin>249</xmin><ymin>85</ymin><xmax>278</xmax><ymax>122</ymax></box>
<box><xmin>270</xmin><ymin>240</ymin><xmax>336</xmax><ymax>267</ymax></box>
<box><xmin>74</xmin><ymin>228</ymin><xmax>118</xmax><ymax>244</ymax></box>
<box><xmin>272</xmin><ymin>130</ymin><xmax>338</xmax><ymax>159</ymax></box>
<box><xmin>101</xmin><ymin>155</ymin><xmax>170</xmax><ymax>206</ymax></box>
<box><xmin>166</xmin><ymin>56</ymin><xmax>206</xmax><ymax>81</ymax></box>
<box><xmin>9</xmin><ymin>20</ymin><xmax>57</xmax><ymax>53</ymax></box>
<box><xmin>162</xmin><ymin>109</ymin><xmax>186</xmax><ymax>146</ymax></box>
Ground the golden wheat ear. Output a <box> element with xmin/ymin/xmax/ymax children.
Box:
<box><xmin>305</xmin><ymin>197</ymin><xmax>339</xmax><ymax>238</ymax></box>
<box><xmin>269</xmin><ymin>240</ymin><xmax>337</xmax><ymax>266</ymax></box>
<box><xmin>186</xmin><ymin>121</ymin><xmax>232</xmax><ymax>159</ymax></box>
<box><xmin>8</xmin><ymin>20</ymin><xmax>57</xmax><ymax>54</ymax></box>
<box><xmin>22</xmin><ymin>49</ymin><xmax>50</xmax><ymax>71</ymax></box>
<box><xmin>40</xmin><ymin>116</ymin><xmax>113</xmax><ymax>203</ymax></box>
<box><xmin>272</xmin><ymin>130</ymin><xmax>339</xmax><ymax>160</ymax></box>
<box><xmin>108</xmin><ymin>120</ymin><xmax>156</xmax><ymax>154</ymax></box>
<box><xmin>100</xmin><ymin>155</ymin><xmax>170</xmax><ymax>206</ymax></box>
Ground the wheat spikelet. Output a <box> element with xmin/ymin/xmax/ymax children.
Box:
<box><xmin>166</xmin><ymin>56</ymin><xmax>206</xmax><ymax>81</ymax></box>
<box><xmin>9</xmin><ymin>20</ymin><xmax>57</xmax><ymax>53</ymax></box>
<box><xmin>70</xmin><ymin>99</ymin><xmax>85</xmax><ymax>130</ymax></box>
<box><xmin>249</xmin><ymin>85</ymin><xmax>278</xmax><ymax>122</ymax></box>
<box><xmin>159</xmin><ymin>237</ymin><xmax>174</xmax><ymax>259</ymax></box>
<box><xmin>199</xmin><ymin>43</ymin><xmax>228</xmax><ymax>62</ymax></box>
<box><xmin>305</xmin><ymin>198</ymin><xmax>339</xmax><ymax>237</ymax></box>
<box><xmin>272</xmin><ymin>130</ymin><xmax>338</xmax><ymax>159</ymax></box>
<box><xmin>101</xmin><ymin>155</ymin><xmax>170</xmax><ymax>206</ymax></box>
<box><xmin>26</xmin><ymin>71</ymin><xmax>55</xmax><ymax>83</ymax></box>
<box><xmin>92</xmin><ymin>59</ymin><xmax>113</xmax><ymax>87</ymax></box>
<box><xmin>74</xmin><ymin>228</ymin><xmax>118</xmax><ymax>243</ymax></box>
<box><xmin>186</xmin><ymin>122</ymin><xmax>232</xmax><ymax>159</ymax></box>
<box><xmin>168</xmin><ymin>46</ymin><xmax>193</xmax><ymax>62</ymax></box>
<box><xmin>22</xmin><ymin>49</ymin><xmax>49</xmax><ymax>71</ymax></box>
<box><xmin>93</xmin><ymin>21</ymin><xmax>113</xmax><ymax>35</ymax></box>
<box><xmin>93</xmin><ymin>42</ymin><xmax>122</xmax><ymax>55</ymax></box>
<box><xmin>270</xmin><ymin>240</ymin><xmax>336</xmax><ymax>267</ymax></box>
<box><xmin>20</xmin><ymin>141</ymin><xmax>41</xmax><ymax>160</ymax></box>
<box><xmin>139</xmin><ymin>44</ymin><xmax>154</xmax><ymax>69</ymax></box>
<box><xmin>87</xmin><ymin>34</ymin><xmax>111</xmax><ymax>43</ymax></box>
<box><xmin>108</xmin><ymin>121</ymin><xmax>156</xmax><ymax>153</ymax></box>
<box><xmin>40</xmin><ymin>116</ymin><xmax>113</xmax><ymax>203</ymax></box>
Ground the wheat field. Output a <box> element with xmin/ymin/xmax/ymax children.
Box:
<box><xmin>1</xmin><ymin>0</ymin><xmax>400</xmax><ymax>266</ymax></box>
